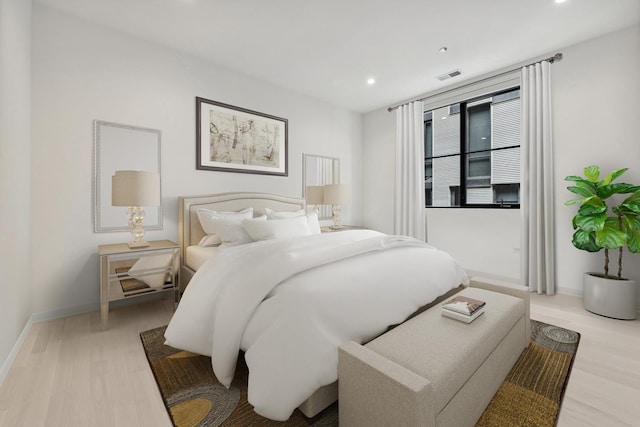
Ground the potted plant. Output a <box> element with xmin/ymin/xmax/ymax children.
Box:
<box><xmin>565</xmin><ymin>165</ymin><xmax>640</xmax><ymax>319</ymax></box>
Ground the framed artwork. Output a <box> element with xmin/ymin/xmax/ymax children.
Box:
<box><xmin>196</xmin><ymin>97</ymin><xmax>288</xmax><ymax>176</ymax></box>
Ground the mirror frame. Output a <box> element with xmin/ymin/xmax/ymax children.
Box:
<box><xmin>302</xmin><ymin>153</ymin><xmax>340</xmax><ymax>220</ymax></box>
<box><xmin>93</xmin><ymin>120</ymin><xmax>163</xmax><ymax>233</ymax></box>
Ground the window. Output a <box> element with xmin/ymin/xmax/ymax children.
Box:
<box><xmin>424</xmin><ymin>113</ymin><xmax>433</xmax><ymax>206</ymax></box>
<box><xmin>424</xmin><ymin>88</ymin><xmax>520</xmax><ymax>208</ymax></box>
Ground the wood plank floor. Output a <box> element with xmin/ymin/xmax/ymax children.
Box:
<box><xmin>0</xmin><ymin>293</ymin><xmax>638</xmax><ymax>426</ymax></box>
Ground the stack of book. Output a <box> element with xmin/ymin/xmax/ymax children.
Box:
<box><xmin>441</xmin><ymin>294</ymin><xmax>486</xmax><ymax>323</ymax></box>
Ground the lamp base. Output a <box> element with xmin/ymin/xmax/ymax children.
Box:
<box><xmin>128</xmin><ymin>240</ymin><xmax>150</xmax><ymax>249</ymax></box>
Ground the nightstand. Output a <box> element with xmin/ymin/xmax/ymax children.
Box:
<box><xmin>320</xmin><ymin>225</ymin><xmax>367</xmax><ymax>233</ymax></box>
<box><xmin>99</xmin><ymin>240</ymin><xmax>179</xmax><ymax>330</ymax></box>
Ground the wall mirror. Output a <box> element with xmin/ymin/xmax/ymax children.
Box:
<box><xmin>94</xmin><ymin>120</ymin><xmax>162</xmax><ymax>232</ymax></box>
<box><xmin>302</xmin><ymin>153</ymin><xmax>340</xmax><ymax>220</ymax></box>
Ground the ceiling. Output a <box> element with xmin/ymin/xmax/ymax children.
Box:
<box><xmin>35</xmin><ymin>0</ymin><xmax>640</xmax><ymax>113</ymax></box>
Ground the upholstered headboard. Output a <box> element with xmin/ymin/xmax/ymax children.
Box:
<box><xmin>178</xmin><ymin>192</ymin><xmax>306</xmax><ymax>287</ymax></box>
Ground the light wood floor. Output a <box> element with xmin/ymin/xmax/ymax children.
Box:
<box><xmin>0</xmin><ymin>293</ymin><xmax>638</xmax><ymax>426</ymax></box>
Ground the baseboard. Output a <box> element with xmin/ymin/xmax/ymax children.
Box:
<box><xmin>30</xmin><ymin>302</ymin><xmax>99</xmax><ymax>323</ymax></box>
<box><xmin>30</xmin><ymin>292</ymin><xmax>166</xmax><ymax>323</ymax></box>
<box><xmin>554</xmin><ymin>286</ymin><xmax>583</xmax><ymax>298</ymax></box>
<box><xmin>465</xmin><ymin>269</ymin><xmax>520</xmax><ymax>285</ymax></box>
<box><xmin>0</xmin><ymin>315</ymin><xmax>34</xmax><ymax>389</ymax></box>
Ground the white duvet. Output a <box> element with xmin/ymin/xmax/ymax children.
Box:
<box><xmin>164</xmin><ymin>230</ymin><xmax>468</xmax><ymax>421</ymax></box>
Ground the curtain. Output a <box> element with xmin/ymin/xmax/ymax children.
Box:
<box><xmin>394</xmin><ymin>101</ymin><xmax>425</xmax><ymax>240</ymax></box>
<box><xmin>315</xmin><ymin>157</ymin><xmax>332</xmax><ymax>219</ymax></box>
<box><xmin>520</xmin><ymin>61</ymin><xmax>555</xmax><ymax>294</ymax></box>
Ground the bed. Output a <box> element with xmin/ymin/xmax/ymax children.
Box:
<box><xmin>166</xmin><ymin>192</ymin><xmax>468</xmax><ymax>421</ymax></box>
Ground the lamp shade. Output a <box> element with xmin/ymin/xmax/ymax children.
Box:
<box><xmin>323</xmin><ymin>184</ymin><xmax>349</xmax><ymax>205</ymax></box>
<box><xmin>112</xmin><ymin>170</ymin><xmax>160</xmax><ymax>207</ymax></box>
<box><xmin>305</xmin><ymin>186</ymin><xmax>325</xmax><ymax>205</ymax></box>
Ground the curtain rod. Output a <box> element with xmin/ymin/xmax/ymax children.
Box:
<box><xmin>387</xmin><ymin>53</ymin><xmax>563</xmax><ymax>112</ymax></box>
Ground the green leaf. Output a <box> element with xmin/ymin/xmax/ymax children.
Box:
<box><xmin>597</xmin><ymin>183</ymin><xmax>637</xmax><ymax>199</ymax></box>
<box><xmin>622</xmin><ymin>216</ymin><xmax>640</xmax><ymax>230</ymax></box>
<box><xmin>574</xmin><ymin>212</ymin><xmax>607</xmax><ymax>232</ymax></box>
<box><xmin>565</xmin><ymin>197</ymin><xmax>591</xmax><ymax>206</ymax></box>
<box><xmin>619</xmin><ymin>202</ymin><xmax>640</xmax><ymax>216</ymax></box>
<box><xmin>565</xmin><ymin>175</ymin><xmax>586</xmax><ymax>183</ymax></box>
<box><xmin>572</xmin><ymin>230</ymin><xmax>600</xmax><ymax>252</ymax></box>
<box><xmin>602</xmin><ymin>168</ymin><xmax>628</xmax><ymax>185</ymax></box>
<box><xmin>566</xmin><ymin>186</ymin><xmax>594</xmax><ymax>198</ymax></box>
<box><xmin>626</xmin><ymin>229</ymin><xmax>640</xmax><ymax>253</ymax></box>
<box><xmin>595</xmin><ymin>218</ymin><xmax>626</xmax><ymax>249</ymax></box>
<box><xmin>620</xmin><ymin>191</ymin><xmax>640</xmax><ymax>212</ymax></box>
<box><xmin>584</xmin><ymin>165</ymin><xmax>600</xmax><ymax>182</ymax></box>
<box><xmin>577</xmin><ymin>200</ymin><xmax>607</xmax><ymax>216</ymax></box>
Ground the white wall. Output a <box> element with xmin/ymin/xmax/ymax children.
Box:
<box><xmin>30</xmin><ymin>5</ymin><xmax>363</xmax><ymax>316</ymax></box>
<box><xmin>553</xmin><ymin>25</ymin><xmax>640</xmax><ymax>297</ymax></box>
<box><xmin>0</xmin><ymin>0</ymin><xmax>32</xmax><ymax>374</ymax></box>
<box><xmin>363</xmin><ymin>25</ymin><xmax>640</xmax><ymax>301</ymax></box>
<box><xmin>362</xmin><ymin>107</ymin><xmax>395</xmax><ymax>234</ymax></box>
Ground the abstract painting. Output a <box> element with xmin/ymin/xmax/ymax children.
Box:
<box><xmin>196</xmin><ymin>97</ymin><xmax>288</xmax><ymax>176</ymax></box>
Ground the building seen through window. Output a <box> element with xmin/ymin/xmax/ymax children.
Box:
<box><xmin>424</xmin><ymin>88</ymin><xmax>520</xmax><ymax>208</ymax></box>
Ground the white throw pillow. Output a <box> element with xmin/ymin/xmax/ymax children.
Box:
<box><xmin>196</xmin><ymin>207</ymin><xmax>253</xmax><ymax>246</ymax></box>
<box><xmin>128</xmin><ymin>254</ymin><xmax>173</xmax><ymax>289</ymax></box>
<box><xmin>212</xmin><ymin>215</ymin><xmax>266</xmax><ymax>247</ymax></box>
<box><xmin>242</xmin><ymin>215</ymin><xmax>312</xmax><ymax>241</ymax></box>
<box><xmin>264</xmin><ymin>208</ymin><xmax>321</xmax><ymax>235</ymax></box>
<box><xmin>306</xmin><ymin>211</ymin><xmax>322</xmax><ymax>235</ymax></box>
<box><xmin>265</xmin><ymin>208</ymin><xmax>305</xmax><ymax>219</ymax></box>
<box><xmin>198</xmin><ymin>234</ymin><xmax>221</xmax><ymax>247</ymax></box>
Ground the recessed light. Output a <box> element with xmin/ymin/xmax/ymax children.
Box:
<box><xmin>367</xmin><ymin>78</ymin><xmax>376</xmax><ymax>85</ymax></box>
<box><xmin>439</xmin><ymin>47</ymin><xmax>448</xmax><ymax>53</ymax></box>
<box><xmin>555</xmin><ymin>0</ymin><xmax>567</xmax><ymax>3</ymax></box>
<box><xmin>441</xmin><ymin>116</ymin><xmax>447</xmax><ymax>120</ymax></box>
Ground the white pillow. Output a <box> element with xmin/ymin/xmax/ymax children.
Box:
<box><xmin>265</xmin><ymin>208</ymin><xmax>305</xmax><ymax>219</ymax></box>
<box><xmin>211</xmin><ymin>215</ymin><xmax>266</xmax><ymax>247</ymax></box>
<box><xmin>242</xmin><ymin>215</ymin><xmax>312</xmax><ymax>241</ymax></box>
<box><xmin>128</xmin><ymin>254</ymin><xmax>173</xmax><ymax>289</ymax></box>
<box><xmin>198</xmin><ymin>234</ymin><xmax>221</xmax><ymax>247</ymax></box>
<box><xmin>264</xmin><ymin>207</ymin><xmax>321</xmax><ymax>235</ymax></box>
<box><xmin>196</xmin><ymin>207</ymin><xmax>253</xmax><ymax>246</ymax></box>
<box><xmin>306</xmin><ymin>211</ymin><xmax>322</xmax><ymax>235</ymax></box>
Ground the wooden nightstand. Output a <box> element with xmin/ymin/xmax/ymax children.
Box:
<box><xmin>99</xmin><ymin>240</ymin><xmax>179</xmax><ymax>330</ymax></box>
<box><xmin>320</xmin><ymin>225</ymin><xmax>367</xmax><ymax>233</ymax></box>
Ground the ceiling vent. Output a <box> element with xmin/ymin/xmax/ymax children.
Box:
<box><xmin>436</xmin><ymin>69</ymin><xmax>461</xmax><ymax>81</ymax></box>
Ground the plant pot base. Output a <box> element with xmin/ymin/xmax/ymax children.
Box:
<box><xmin>583</xmin><ymin>273</ymin><xmax>637</xmax><ymax>320</ymax></box>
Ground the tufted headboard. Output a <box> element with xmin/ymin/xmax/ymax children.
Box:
<box><xmin>178</xmin><ymin>192</ymin><xmax>306</xmax><ymax>288</ymax></box>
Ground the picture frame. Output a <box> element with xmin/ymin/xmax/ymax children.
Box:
<box><xmin>196</xmin><ymin>97</ymin><xmax>288</xmax><ymax>176</ymax></box>
<box><xmin>93</xmin><ymin>120</ymin><xmax>162</xmax><ymax>233</ymax></box>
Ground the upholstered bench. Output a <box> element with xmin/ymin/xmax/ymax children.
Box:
<box><xmin>338</xmin><ymin>277</ymin><xmax>530</xmax><ymax>427</ymax></box>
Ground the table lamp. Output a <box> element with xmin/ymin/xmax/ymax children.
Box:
<box><xmin>323</xmin><ymin>183</ymin><xmax>349</xmax><ymax>229</ymax></box>
<box><xmin>112</xmin><ymin>170</ymin><xmax>160</xmax><ymax>248</ymax></box>
<box><xmin>305</xmin><ymin>186</ymin><xmax>325</xmax><ymax>214</ymax></box>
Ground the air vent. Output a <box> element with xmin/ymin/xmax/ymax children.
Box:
<box><xmin>436</xmin><ymin>69</ymin><xmax>462</xmax><ymax>81</ymax></box>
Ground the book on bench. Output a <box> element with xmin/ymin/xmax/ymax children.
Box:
<box><xmin>442</xmin><ymin>295</ymin><xmax>486</xmax><ymax>323</ymax></box>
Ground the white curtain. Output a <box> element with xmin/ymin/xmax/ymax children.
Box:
<box><xmin>520</xmin><ymin>61</ymin><xmax>555</xmax><ymax>294</ymax></box>
<box><xmin>315</xmin><ymin>157</ymin><xmax>332</xmax><ymax>219</ymax></box>
<box><xmin>394</xmin><ymin>101</ymin><xmax>425</xmax><ymax>240</ymax></box>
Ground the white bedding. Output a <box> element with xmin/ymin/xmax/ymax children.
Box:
<box><xmin>185</xmin><ymin>245</ymin><xmax>220</xmax><ymax>271</ymax></box>
<box><xmin>165</xmin><ymin>230</ymin><xmax>468</xmax><ymax>421</ymax></box>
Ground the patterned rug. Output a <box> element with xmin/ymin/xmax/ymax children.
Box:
<box><xmin>140</xmin><ymin>320</ymin><xmax>579</xmax><ymax>426</ymax></box>
<box><xmin>476</xmin><ymin>320</ymin><xmax>580</xmax><ymax>426</ymax></box>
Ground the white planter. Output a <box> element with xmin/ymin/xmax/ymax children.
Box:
<box><xmin>583</xmin><ymin>273</ymin><xmax>637</xmax><ymax>320</ymax></box>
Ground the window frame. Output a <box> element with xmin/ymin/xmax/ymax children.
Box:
<box><xmin>424</xmin><ymin>87</ymin><xmax>521</xmax><ymax>209</ymax></box>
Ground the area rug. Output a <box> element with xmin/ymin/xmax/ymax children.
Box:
<box><xmin>140</xmin><ymin>319</ymin><xmax>579</xmax><ymax>427</ymax></box>
<box><xmin>476</xmin><ymin>320</ymin><xmax>580</xmax><ymax>426</ymax></box>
